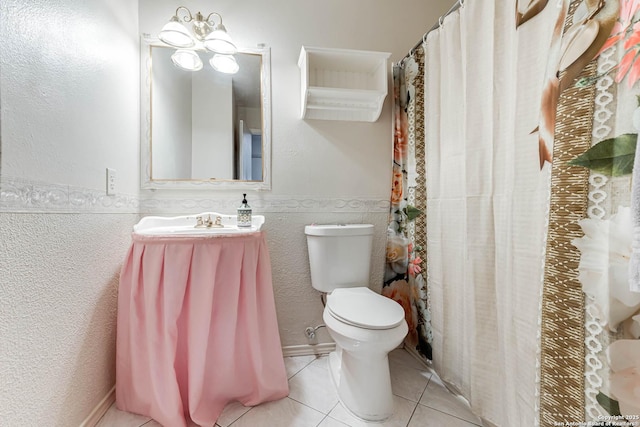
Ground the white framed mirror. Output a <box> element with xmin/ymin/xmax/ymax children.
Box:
<box><xmin>140</xmin><ymin>36</ymin><xmax>271</xmax><ymax>190</ymax></box>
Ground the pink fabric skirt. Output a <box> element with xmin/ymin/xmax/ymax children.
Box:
<box><xmin>116</xmin><ymin>231</ymin><xmax>289</xmax><ymax>427</ymax></box>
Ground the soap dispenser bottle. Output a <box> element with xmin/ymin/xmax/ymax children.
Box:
<box><xmin>237</xmin><ymin>193</ymin><xmax>252</xmax><ymax>228</ymax></box>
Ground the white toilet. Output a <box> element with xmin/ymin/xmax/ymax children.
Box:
<box><xmin>305</xmin><ymin>224</ymin><xmax>408</xmax><ymax>421</ymax></box>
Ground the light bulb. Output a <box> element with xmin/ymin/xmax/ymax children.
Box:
<box><xmin>171</xmin><ymin>49</ymin><xmax>203</xmax><ymax>71</ymax></box>
<box><xmin>210</xmin><ymin>54</ymin><xmax>239</xmax><ymax>74</ymax></box>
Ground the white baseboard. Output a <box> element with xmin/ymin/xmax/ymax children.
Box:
<box><xmin>79</xmin><ymin>385</ymin><xmax>115</xmax><ymax>427</ymax></box>
<box><xmin>282</xmin><ymin>343</ymin><xmax>336</xmax><ymax>357</ymax></box>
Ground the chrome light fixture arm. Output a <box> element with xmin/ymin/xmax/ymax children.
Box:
<box><xmin>174</xmin><ymin>6</ymin><xmax>195</xmax><ymax>23</ymax></box>
<box><xmin>172</xmin><ymin>7</ymin><xmax>224</xmax><ymax>40</ymax></box>
<box><xmin>159</xmin><ymin>6</ymin><xmax>239</xmax><ymax>73</ymax></box>
<box><xmin>204</xmin><ymin>12</ymin><xmax>223</xmax><ymax>29</ymax></box>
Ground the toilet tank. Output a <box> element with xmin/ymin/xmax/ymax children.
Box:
<box><xmin>304</xmin><ymin>224</ymin><xmax>374</xmax><ymax>292</ymax></box>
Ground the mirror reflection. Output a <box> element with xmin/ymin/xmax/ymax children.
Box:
<box><xmin>141</xmin><ymin>39</ymin><xmax>271</xmax><ymax>190</ymax></box>
<box><xmin>152</xmin><ymin>46</ymin><xmax>262</xmax><ymax>181</ymax></box>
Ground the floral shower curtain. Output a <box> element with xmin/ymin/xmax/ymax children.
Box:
<box><xmin>384</xmin><ymin>52</ymin><xmax>433</xmax><ymax>360</ymax></box>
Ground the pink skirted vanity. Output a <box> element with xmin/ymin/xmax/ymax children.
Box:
<box><xmin>115</xmin><ymin>213</ymin><xmax>289</xmax><ymax>427</ymax></box>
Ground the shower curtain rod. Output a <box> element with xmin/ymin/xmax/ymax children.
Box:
<box><xmin>400</xmin><ymin>0</ymin><xmax>463</xmax><ymax>64</ymax></box>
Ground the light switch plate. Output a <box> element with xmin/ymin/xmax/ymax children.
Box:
<box><xmin>106</xmin><ymin>168</ymin><xmax>116</xmax><ymax>195</ymax></box>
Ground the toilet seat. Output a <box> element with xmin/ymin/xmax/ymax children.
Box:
<box><xmin>326</xmin><ymin>287</ymin><xmax>405</xmax><ymax>330</ymax></box>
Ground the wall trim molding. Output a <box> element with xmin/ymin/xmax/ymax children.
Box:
<box><xmin>281</xmin><ymin>343</ymin><xmax>335</xmax><ymax>357</ymax></box>
<box><xmin>1</xmin><ymin>176</ymin><xmax>390</xmax><ymax>214</ymax></box>
<box><xmin>79</xmin><ymin>385</ymin><xmax>115</xmax><ymax>427</ymax></box>
<box><xmin>0</xmin><ymin>176</ymin><xmax>139</xmax><ymax>214</ymax></box>
<box><xmin>139</xmin><ymin>195</ymin><xmax>389</xmax><ymax>214</ymax></box>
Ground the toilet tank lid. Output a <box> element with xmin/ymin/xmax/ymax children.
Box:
<box><xmin>304</xmin><ymin>224</ymin><xmax>374</xmax><ymax>236</ymax></box>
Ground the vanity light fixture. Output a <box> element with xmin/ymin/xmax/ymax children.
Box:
<box><xmin>158</xmin><ymin>6</ymin><xmax>239</xmax><ymax>74</ymax></box>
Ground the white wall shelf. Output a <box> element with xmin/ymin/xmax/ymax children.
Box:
<box><xmin>298</xmin><ymin>46</ymin><xmax>391</xmax><ymax>122</ymax></box>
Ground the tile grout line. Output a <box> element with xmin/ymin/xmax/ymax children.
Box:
<box><xmin>226</xmin><ymin>405</ymin><xmax>256</xmax><ymax>427</ymax></box>
<box><xmin>416</xmin><ymin>374</ymin><xmax>483</xmax><ymax>426</ymax></box>
<box><xmin>286</xmin><ymin>355</ymin><xmax>323</xmax><ymax>381</ymax></box>
<box><xmin>405</xmin><ymin>404</ymin><xmax>420</xmax><ymax>427</ymax></box>
<box><xmin>315</xmin><ymin>414</ymin><xmax>329</xmax><ymax>427</ymax></box>
<box><xmin>227</xmin><ymin>356</ymin><xmax>325</xmax><ymax>427</ymax></box>
<box><xmin>404</xmin><ymin>373</ymin><xmax>432</xmax><ymax>427</ymax></box>
<box><xmin>419</xmin><ymin>404</ymin><xmax>483</xmax><ymax>426</ymax></box>
<box><xmin>314</xmin><ymin>401</ymin><xmax>341</xmax><ymax>427</ymax></box>
<box><xmin>286</xmin><ymin>394</ymin><xmax>333</xmax><ymax>417</ymax></box>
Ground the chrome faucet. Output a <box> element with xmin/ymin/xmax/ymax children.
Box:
<box><xmin>195</xmin><ymin>214</ymin><xmax>224</xmax><ymax>228</ymax></box>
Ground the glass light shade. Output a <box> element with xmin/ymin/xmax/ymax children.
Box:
<box><xmin>159</xmin><ymin>18</ymin><xmax>195</xmax><ymax>48</ymax></box>
<box><xmin>210</xmin><ymin>54</ymin><xmax>239</xmax><ymax>74</ymax></box>
<box><xmin>203</xmin><ymin>28</ymin><xmax>237</xmax><ymax>54</ymax></box>
<box><xmin>171</xmin><ymin>49</ymin><xmax>203</xmax><ymax>71</ymax></box>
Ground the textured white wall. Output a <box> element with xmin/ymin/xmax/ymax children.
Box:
<box><xmin>1</xmin><ymin>0</ymin><xmax>140</xmax><ymax>194</ymax></box>
<box><xmin>0</xmin><ymin>214</ymin><xmax>138</xmax><ymax>426</ymax></box>
<box><xmin>0</xmin><ymin>0</ymin><xmax>139</xmax><ymax>425</ymax></box>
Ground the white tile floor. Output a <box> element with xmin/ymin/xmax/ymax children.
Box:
<box><xmin>97</xmin><ymin>348</ymin><xmax>483</xmax><ymax>427</ymax></box>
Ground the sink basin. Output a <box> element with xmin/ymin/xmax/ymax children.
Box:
<box><xmin>134</xmin><ymin>212</ymin><xmax>265</xmax><ymax>236</ymax></box>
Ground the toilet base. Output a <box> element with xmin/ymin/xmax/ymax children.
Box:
<box><xmin>327</xmin><ymin>347</ymin><xmax>394</xmax><ymax>422</ymax></box>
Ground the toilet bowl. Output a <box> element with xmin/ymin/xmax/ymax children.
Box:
<box><xmin>324</xmin><ymin>287</ymin><xmax>408</xmax><ymax>421</ymax></box>
<box><xmin>304</xmin><ymin>224</ymin><xmax>409</xmax><ymax>421</ymax></box>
